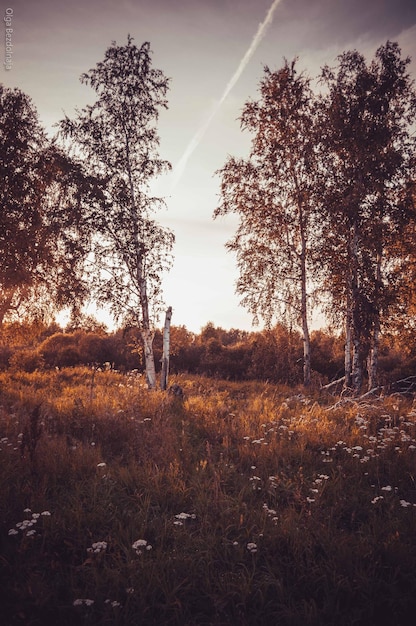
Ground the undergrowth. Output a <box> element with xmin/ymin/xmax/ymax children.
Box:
<box><xmin>1</xmin><ymin>368</ymin><xmax>416</xmax><ymax>625</ymax></box>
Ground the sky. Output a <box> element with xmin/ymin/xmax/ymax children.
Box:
<box><xmin>3</xmin><ymin>0</ymin><xmax>416</xmax><ymax>333</ymax></box>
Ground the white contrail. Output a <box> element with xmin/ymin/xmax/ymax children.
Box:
<box><xmin>169</xmin><ymin>0</ymin><xmax>282</xmax><ymax>193</ymax></box>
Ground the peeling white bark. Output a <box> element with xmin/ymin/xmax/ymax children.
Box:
<box><xmin>160</xmin><ymin>306</ymin><xmax>172</xmax><ymax>391</ymax></box>
<box><xmin>141</xmin><ymin>327</ymin><xmax>156</xmax><ymax>389</ymax></box>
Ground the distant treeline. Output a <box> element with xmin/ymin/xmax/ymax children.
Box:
<box><xmin>0</xmin><ymin>320</ymin><xmax>414</xmax><ymax>387</ymax></box>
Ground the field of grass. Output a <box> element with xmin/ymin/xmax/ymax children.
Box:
<box><xmin>1</xmin><ymin>367</ymin><xmax>416</xmax><ymax>625</ymax></box>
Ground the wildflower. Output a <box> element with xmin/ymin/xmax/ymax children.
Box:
<box><xmin>247</xmin><ymin>542</ymin><xmax>257</xmax><ymax>553</ymax></box>
<box><xmin>73</xmin><ymin>599</ymin><xmax>94</xmax><ymax>607</ymax></box>
<box><xmin>132</xmin><ymin>539</ymin><xmax>148</xmax><ymax>548</ymax></box>
<box><xmin>400</xmin><ymin>500</ymin><xmax>412</xmax><ymax>508</ymax></box>
<box><xmin>175</xmin><ymin>512</ymin><xmax>196</xmax><ymax>521</ymax></box>
<box><xmin>23</xmin><ymin>508</ymin><xmax>31</xmax><ymax>513</ymax></box>
<box><xmin>97</xmin><ymin>462</ymin><xmax>106</xmax><ymax>468</ymax></box>
<box><xmin>87</xmin><ymin>541</ymin><xmax>107</xmax><ymax>554</ymax></box>
<box><xmin>381</xmin><ymin>485</ymin><xmax>392</xmax><ymax>492</ymax></box>
<box><xmin>41</xmin><ymin>511</ymin><xmax>51</xmax><ymax>516</ymax></box>
<box><xmin>371</xmin><ymin>496</ymin><xmax>384</xmax><ymax>504</ymax></box>
<box><xmin>105</xmin><ymin>599</ymin><xmax>122</xmax><ymax>608</ymax></box>
<box><xmin>306</xmin><ymin>497</ymin><xmax>315</xmax><ymax>503</ymax></box>
<box><xmin>132</xmin><ymin>539</ymin><xmax>152</xmax><ymax>554</ymax></box>
<box><xmin>8</xmin><ymin>529</ymin><xmax>18</xmax><ymax>536</ymax></box>
<box><xmin>17</xmin><ymin>520</ymin><xmax>36</xmax><ymax>529</ymax></box>
<box><xmin>26</xmin><ymin>529</ymin><xmax>36</xmax><ymax>537</ymax></box>
<box><xmin>250</xmin><ymin>476</ymin><xmax>261</xmax><ymax>490</ymax></box>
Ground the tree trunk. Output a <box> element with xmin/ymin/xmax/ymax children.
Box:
<box><xmin>138</xmin><ymin>263</ymin><xmax>156</xmax><ymax>389</ymax></box>
<box><xmin>350</xmin><ymin>222</ymin><xmax>363</xmax><ymax>394</ymax></box>
<box><xmin>344</xmin><ymin>293</ymin><xmax>352</xmax><ymax>389</ymax></box>
<box><xmin>367</xmin><ymin>251</ymin><xmax>382</xmax><ymax>391</ymax></box>
<box><xmin>160</xmin><ymin>306</ymin><xmax>172</xmax><ymax>391</ymax></box>
<box><xmin>351</xmin><ymin>334</ymin><xmax>363</xmax><ymax>394</ymax></box>
<box><xmin>299</xmin><ymin>201</ymin><xmax>311</xmax><ymax>387</ymax></box>
<box><xmin>367</xmin><ymin>317</ymin><xmax>380</xmax><ymax>391</ymax></box>
<box><xmin>301</xmin><ymin>266</ymin><xmax>311</xmax><ymax>387</ymax></box>
<box><xmin>141</xmin><ymin>327</ymin><xmax>156</xmax><ymax>389</ymax></box>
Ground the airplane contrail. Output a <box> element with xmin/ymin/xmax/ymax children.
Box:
<box><xmin>169</xmin><ymin>0</ymin><xmax>282</xmax><ymax>193</ymax></box>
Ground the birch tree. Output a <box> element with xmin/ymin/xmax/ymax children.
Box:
<box><xmin>215</xmin><ymin>61</ymin><xmax>319</xmax><ymax>386</ymax></box>
<box><xmin>318</xmin><ymin>42</ymin><xmax>416</xmax><ymax>393</ymax></box>
<box><xmin>60</xmin><ymin>37</ymin><xmax>174</xmax><ymax>388</ymax></box>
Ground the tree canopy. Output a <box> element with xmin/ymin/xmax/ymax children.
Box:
<box><xmin>0</xmin><ymin>85</ymin><xmax>96</xmax><ymax>325</ymax></box>
<box><xmin>216</xmin><ymin>42</ymin><xmax>416</xmax><ymax>393</ymax></box>
<box><xmin>215</xmin><ymin>60</ymin><xmax>319</xmax><ymax>385</ymax></box>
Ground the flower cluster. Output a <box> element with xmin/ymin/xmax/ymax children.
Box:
<box><xmin>250</xmin><ymin>475</ymin><xmax>262</xmax><ymax>491</ymax></box>
<box><xmin>132</xmin><ymin>539</ymin><xmax>152</xmax><ymax>554</ymax></box>
<box><xmin>8</xmin><ymin>508</ymin><xmax>51</xmax><ymax>537</ymax></box>
<box><xmin>73</xmin><ymin>598</ymin><xmax>94</xmax><ymax>607</ymax></box>
<box><xmin>263</xmin><ymin>502</ymin><xmax>278</xmax><ymax>523</ymax></box>
<box><xmin>87</xmin><ymin>541</ymin><xmax>107</xmax><ymax>554</ymax></box>
<box><xmin>174</xmin><ymin>512</ymin><xmax>196</xmax><ymax>526</ymax></box>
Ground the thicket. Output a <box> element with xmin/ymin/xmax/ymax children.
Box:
<box><xmin>1</xmin><ymin>320</ymin><xmax>414</xmax><ymax>388</ymax></box>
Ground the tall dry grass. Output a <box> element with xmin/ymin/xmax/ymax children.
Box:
<box><xmin>1</xmin><ymin>368</ymin><xmax>416</xmax><ymax>625</ymax></box>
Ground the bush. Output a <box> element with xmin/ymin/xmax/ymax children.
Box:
<box><xmin>38</xmin><ymin>332</ymin><xmax>80</xmax><ymax>368</ymax></box>
<box><xmin>9</xmin><ymin>348</ymin><xmax>44</xmax><ymax>372</ymax></box>
<box><xmin>0</xmin><ymin>345</ymin><xmax>12</xmax><ymax>370</ymax></box>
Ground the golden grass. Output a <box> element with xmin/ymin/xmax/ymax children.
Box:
<box><xmin>0</xmin><ymin>369</ymin><xmax>416</xmax><ymax>625</ymax></box>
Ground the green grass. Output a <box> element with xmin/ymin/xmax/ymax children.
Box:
<box><xmin>1</xmin><ymin>368</ymin><xmax>416</xmax><ymax>625</ymax></box>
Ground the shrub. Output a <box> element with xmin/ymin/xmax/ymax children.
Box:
<box><xmin>8</xmin><ymin>348</ymin><xmax>44</xmax><ymax>372</ymax></box>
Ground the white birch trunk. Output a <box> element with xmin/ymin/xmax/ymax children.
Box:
<box><xmin>350</xmin><ymin>222</ymin><xmax>363</xmax><ymax>394</ymax></box>
<box><xmin>160</xmin><ymin>306</ymin><xmax>172</xmax><ymax>391</ymax></box>
<box><xmin>367</xmin><ymin>320</ymin><xmax>380</xmax><ymax>391</ymax></box>
<box><xmin>352</xmin><ymin>335</ymin><xmax>363</xmax><ymax>394</ymax></box>
<box><xmin>344</xmin><ymin>294</ymin><xmax>352</xmax><ymax>389</ymax></box>
<box><xmin>298</xmin><ymin>197</ymin><xmax>311</xmax><ymax>387</ymax></box>
<box><xmin>367</xmin><ymin>251</ymin><xmax>382</xmax><ymax>391</ymax></box>
<box><xmin>137</xmin><ymin>259</ymin><xmax>157</xmax><ymax>390</ymax></box>
<box><xmin>300</xmin><ymin>257</ymin><xmax>311</xmax><ymax>387</ymax></box>
<box><xmin>141</xmin><ymin>327</ymin><xmax>156</xmax><ymax>389</ymax></box>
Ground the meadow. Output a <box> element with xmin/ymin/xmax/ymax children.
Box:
<box><xmin>1</xmin><ymin>367</ymin><xmax>416</xmax><ymax>625</ymax></box>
